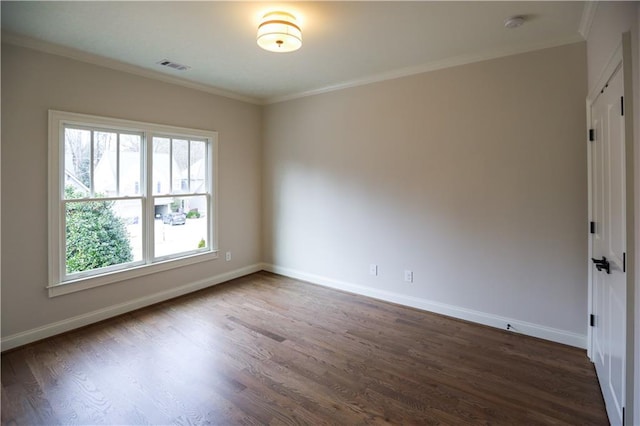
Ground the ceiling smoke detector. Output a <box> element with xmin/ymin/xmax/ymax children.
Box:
<box><xmin>157</xmin><ymin>59</ymin><xmax>191</xmax><ymax>71</ymax></box>
<box><xmin>504</xmin><ymin>16</ymin><xmax>526</xmax><ymax>29</ymax></box>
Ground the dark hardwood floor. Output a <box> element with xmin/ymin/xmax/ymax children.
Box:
<box><xmin>2</xmin><ymin>272</ymin><xmax>608</xmax><ymax>425</ymax></box>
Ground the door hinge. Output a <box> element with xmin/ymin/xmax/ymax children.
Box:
<box><xmin>590</xmin><ymin>221</ymin><xmax>595</xmax><ymax>234</ymax></box>
<box><xmin>621</xmin><ymin>96</ymin><xmax>624</xmax><ymax>116</ymax></box>
<box><xmin>623</xmin><ymin>252</ymin><xmax>626</xmax><ymax>272</ymax></box>
<box><xmin>590</xmin><ymin>314</ymin><xmax>595</xmax><ymax>327</ymax></box>
<box><xmin>589</xmin><ymin>128</ymin><xmax>595</xmax><ymax>141</ymax></box>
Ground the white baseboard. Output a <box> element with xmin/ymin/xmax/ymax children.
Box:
<box><xmin>1</xmin><ymin>263</ymin><xmax>263</xmax><ymax>352</ymax></box>
<box><xmin>263</xmin><ymin>263</ymin><xmax>587</xmax><ymax>349</ymax></box>
<box><xmin>3</xmin><ymin>262</ymin><xmax>587</xmax><ymax>352</ymax></box>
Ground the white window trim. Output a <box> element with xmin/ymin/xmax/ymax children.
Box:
<box><xmin>48</xmin><ymin>110</ymin><xmax>219</xmax><ymax>298</ymax></box>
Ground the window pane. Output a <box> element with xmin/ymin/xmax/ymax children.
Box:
<box><xmin>64</xmin><ymin>128</ymin><xmax>91</xmax><ymax>198</ymax></box>
<box><xmin>118</xmin><ymin>199</ymin><xmax>143</xmax><ymax>263</ymax></box>
<box><xmin>172</xmin><ymin>139</ymin><xmax>189</xmax><ymax>193</ymax></box>
<box><xmin>153</xmin><ymin>137</ymin><xmax>170</xmax><ymax>195</ymax></box>
<box><xmin>154</xmin><ymin>195</ymin><xmax>208</xmax><ymax>258</ymax></box>
<box><xmin>65</xmin><ymin>199</ymin><xmax>142</xmax><ymax>274</ymax></box>
<box><xmin>94</xmin><ymin>131</ymin><xmax>117</xmax><ymax>197</ymax></box>
<box><xmin>190</xmin><ymin>141</ymin><xmax>206</xmax><ymax>193</ymax></box>
<box><xmin>120</xmin><ymin>134</ymin><xmax>142</xmax><ymax>196</ymax></box>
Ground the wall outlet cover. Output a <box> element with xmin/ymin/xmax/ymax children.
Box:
<box><xmin>369</xmin><ymin>264</ymin><xmax>378</xmax><ymax>276</ymax></box>
<box><xmin>404</xmin><ymin>270</ymin><xmax>413</xmax><ymax>283</ymax></box>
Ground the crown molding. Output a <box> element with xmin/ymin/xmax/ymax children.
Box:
<box><xmin>2</xmin><ymin>30</ymin><xmax>586</xmax><ymax>108</ymax></box>
<box><xmin>265</xmin><ymin>35</ymin><xmax>585</xmax><ymax>104</ymax></box>
<box><xmin>578</xmin><ymin>1</ymin><xmax>598</xmax><ymax>40</ymax></box>
<box><xmin>1</xmin><ymin>31</ymin><xmax>263</xmax><ymax>105</ymax></box>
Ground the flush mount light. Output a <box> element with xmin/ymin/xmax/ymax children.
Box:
<box><xmin>257</xmin><ymin>11</ymin><xmax>302</xmax><ymax>53</ymax></box>
<box><xmin>504</xmin><ymin>15</ymin><xmax>526</xmax><ymax>29</ymax></box>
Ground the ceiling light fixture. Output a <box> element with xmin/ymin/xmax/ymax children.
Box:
<box><xmin>504</xmin><ymin>15</ymin><xmax>526</xmax><ymax>29</ymax></box>
<box><xmin>257</xmin><ymin>11</ymin><xmax>302</xmax><ymax>53</ymax></box>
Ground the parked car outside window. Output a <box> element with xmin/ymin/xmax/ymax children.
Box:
<box><xmin>162</xmin><ymin>212</ymin><xmax>186</xmax><ymax>226</ymax></box>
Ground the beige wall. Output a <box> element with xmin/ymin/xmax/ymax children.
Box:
<box><xmin>263</xmin><ymin>43</ymin><xmax>588</xmax><ymax>338</ymax></box>
<box><xmin>1</xmin><ymin>44</ymin><xmax>262</xmax><ymax>338</ymax></box>
<box><xmin>587</xmin><ymin>2</ymin><xmax>638</xmax><ymax>90</ymax></box>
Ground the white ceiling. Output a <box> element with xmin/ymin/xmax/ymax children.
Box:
<box><xmin>2</xmin><ymin>1</ymin><xmax>588</xmax><ymax>104</ymax></box>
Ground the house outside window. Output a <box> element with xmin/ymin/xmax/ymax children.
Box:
<box><xmin>48</xmin><ymin>110</ymin><xmax>218</xmax><ymax>297</ymax></box>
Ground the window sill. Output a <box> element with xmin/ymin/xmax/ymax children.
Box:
<box><xmin>48</xmin><ymin>250</ymin><xmax>219</xmax><ymax>297</ymax></box>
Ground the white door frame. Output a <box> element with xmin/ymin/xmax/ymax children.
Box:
<box><xmin>586</xmin><ymin>32</ymin><xmax>636</xmax><ymax>425</ymax></box>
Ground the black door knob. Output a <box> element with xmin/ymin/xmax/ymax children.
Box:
<box><xmin>591</xmin><ymin>256</ymin><xmax>611</xmax><ymax>274</ymax></box>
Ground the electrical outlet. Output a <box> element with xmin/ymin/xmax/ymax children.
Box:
<box><xmin>369</xmin><ymin>264</ymin><xmax>378</xmax><ymax>276</ymax></box>
<box><xmin>404</xmin><ymin>270</ymin><xmax>413</xmax><ymax>283</ymax></box>
<box><xmin>225</xmin><ymin>251</ymin><xmax>231</xmax><ymax>261</ymax></box>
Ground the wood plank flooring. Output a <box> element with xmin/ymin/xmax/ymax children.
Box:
<box><xmin>2</xmin><ymin>271</ymin><xmax>608</xmax><ymax>425</ymax></box>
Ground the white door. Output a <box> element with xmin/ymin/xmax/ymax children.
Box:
<box><xmin>590</xmin><ymin>64</ymin><xmax>626</xmax><ymax>426</ymax></box>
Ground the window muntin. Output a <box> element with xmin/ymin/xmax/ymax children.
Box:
<box><xmin>49</xmin><ymin>111</ymin><xmax>218</xmax><ymax>295</ymax></box>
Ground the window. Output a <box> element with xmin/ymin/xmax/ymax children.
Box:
<box><xmin>48</xmin><ymin>110</ymin><xmax>218</xmax><ymax>296</ymax></box>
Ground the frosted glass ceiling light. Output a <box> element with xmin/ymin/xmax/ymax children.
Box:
<box><xmin>257</xmin><ymin>11</ymin><xmax>302</xmax><ymax>53</ymax></box>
